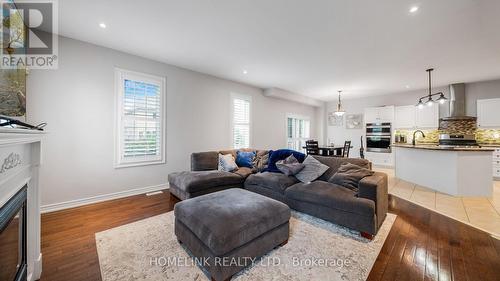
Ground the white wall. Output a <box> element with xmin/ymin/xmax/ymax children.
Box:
<box><xmin>325</xmin><ymin>81</ymin><xmax>500</xmax><ymax>157</ymax></box>
<box><xmin>27</xmin><ymin>36</ymin><xmax>318</xmax><ymax>206</ymax></box>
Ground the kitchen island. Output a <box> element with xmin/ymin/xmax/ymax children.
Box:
<box><xmin>393</xmin><ymin>143</ymin><xmax>494</xmax><ymax>196</ymax></box>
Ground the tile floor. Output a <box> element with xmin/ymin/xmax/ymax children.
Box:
<box><xmin>374</xmin><ymin>166</ymin><xmax>500</xmax><ymax>237</ymax></box>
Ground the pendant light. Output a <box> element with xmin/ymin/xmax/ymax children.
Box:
<box><xmin>334</xmin><ymin>90</ymin><xmax>346</xmax><ymax>116</ymax></box>
<box><xmin>436</xmin><ymin>93</ymin><xmax>447</xmax><ymax>104</ymax></box>
<box><xmin>425</xmin><ymin>68</ymin><xmax>435</xmax><ymax>107</ymax></box>
<box><xmin>416</xmin><ymin>68</ymin><xmax>447</xmax><ymax>109</ymax></box>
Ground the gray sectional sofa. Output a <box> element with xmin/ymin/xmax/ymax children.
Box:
<box><xmin>168</xmin><ymin>149</ymin><xmax>388</xmax><ymax>237</ymax></box>
<box><xmin>168</xmin><ymin>149</ymin><xmax>264</xmax><ymax>200</ymax></box>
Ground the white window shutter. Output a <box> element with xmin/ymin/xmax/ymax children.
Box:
<box><xmin>115</xmin><ymin>69</ymin><xmax>165</xmax><ymax>167</ymax></box>
<box><xmin>287</xmin><ymin>115</ymin><xmax>311</xmax><ymax>152</ymax></box>
<box><xmin>232</xmin><ymin>95</ymin><xmax>251</xmax><ymax>149</ymax></box>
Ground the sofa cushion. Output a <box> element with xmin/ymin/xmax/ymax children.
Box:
<box><xmin>285</xmin><ymin>181</ymin><xmax>375</xmax><ymax>217</ymax></box>
<box><xmin>233</xmin><ymin>167</ymin><xmax>253</xmax><ymax>178</ymax></box>
<box><xmin>267</xmin><ymin>149</ymin><xmax>305</xmax><ymax>173</ymax></box>
<box><xmin>174</xmin><ymin>188</ymin><xmax>291</xmax><ymax>255</ymax></box>
<box><xmin>294</xmin><ymin>155</ymin><xmax>329</xmax><ymax>183</ymax></box>
<box><xmin>168</xmin><ymin>170</ymin><xmax>244</xmax><ymax>193</ymax></box>
<box><xmin>191</xmin><ymin>151</ymin><xmax>219</xmax><ymax>171</ymax></box>
<box><xmin>312</xmin><ymin>156</ymin><xmax>371</xmax><ymax>182</ymax></box>
<box><xmin>236</xmin><ymin>150</ymin><xmax>256</xmax><ymax>168</ymax></box>
<box><xmin>276</xmin><ymin>155</ymin><xmax>305</xmax><ymax>176</ymax></box>
<box><xmin>329</xmin><ymin>162</ymin><xmax>375</xmax><ymax>192</ymax></box>
<box><xmin>245</xmin><ymin>172</ymin><xmax>299</xmax><ymax>193</ymax></box>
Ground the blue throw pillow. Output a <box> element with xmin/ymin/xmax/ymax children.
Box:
<box><xmin>267</xmin><ymin>149</ymin><xmax>306</xmax><ymax>173</ymax></box>
<box><xmin>236</xmin><ymin>151</ymin><xmax>256</xmax><ymax>168</ymax></box>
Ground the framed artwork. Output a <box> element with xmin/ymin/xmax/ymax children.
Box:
<box><xmin>0</xmin><ymin>1</ymin><xmax>27</xmax><ymax>118</ymax></box>
<box><xmin>328</xmin><ymin>112</ymin><xmax>343</xmax><ymax>126</ymax></box>
<box><xmin>345</xmin><ymin>114</ymin><xmax>363</xmax><ymax>129</ymax></box>
<box><xmin>0</xmin><ymin>68</ymin><xmax>26</xmax><ymax>118</ymax></box>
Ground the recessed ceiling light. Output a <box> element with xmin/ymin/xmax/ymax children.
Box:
<box><xmin>405</xmin><ymin>85</ymin><xmax>410</xmax><ymax>89</ymax></box>
<box><xmin>243</xmin><ymin>70</ymin><xmax>248</xmax><ymax>75</ymax></box>
<box><xmin>409</xmin><ymin>6</ymin><xmax>419</xmax><ymax>13</ymax></box>
<box><xmin>99</xmin><ymin>23</ymin><xmax>106</xmax><ymax>29</ymax></box>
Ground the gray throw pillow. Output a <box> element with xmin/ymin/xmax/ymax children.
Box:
<box><xmin>329</xmin><ymin>162</ymin><xmax>375</xmax><ymax>191</ymax></box>
<box><xmin>276</xmin><ymin>155</ymin><xmax>305</xmax><ymax>176</ymax></box>
<box><xmin>218</xmin><ymin>154</ymin><xmax>238</xmax><ymax>172</ymax></box>
<box><xmin>294</xmin><ymin>155</ymin><xmax>329</xmax><ymax>183</ymax></box>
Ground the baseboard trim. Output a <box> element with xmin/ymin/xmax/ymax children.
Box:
<box><xmin>41</xmin><ymin>183</ymin><xmax>169</xmax><ymax>213</ymax></box>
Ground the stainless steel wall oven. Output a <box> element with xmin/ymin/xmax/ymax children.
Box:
<box><xmin>366</xmin><ymin>122</ymin><xmax>392</xmax><ymax>153</ymax></box>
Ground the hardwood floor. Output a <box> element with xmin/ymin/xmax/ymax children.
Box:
<box><xmin>40</xmin><ymin>191</ymin><xmax>179</xmax><ymax>281</ymax></box>
<box><xmin>39</xmin><ymin>191</ymin><xmax>500</xmax><ymax>281</ymax></box>
<box><xmin>367</xmin><ymin>195</ymin><xmax>500</xmax><ymax>281</ymax></box>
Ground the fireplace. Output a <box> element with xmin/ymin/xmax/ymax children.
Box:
<box><xmin>0</xmin><ymin>185</ymin><xmax>27</xmax><ymax>281</ymax></box>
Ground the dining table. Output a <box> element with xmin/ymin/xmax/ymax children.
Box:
<box><xmin>302</xmin><ymin>145</ymin><xmax>353</xmax><ymax>156</ymax></box>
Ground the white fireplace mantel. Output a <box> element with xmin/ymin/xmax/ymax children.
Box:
<box><xmin>0</xmin><ymin>128</ymin><xmax>44</xmax><ymax>281</ymax></box>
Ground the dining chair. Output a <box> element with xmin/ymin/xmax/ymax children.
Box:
<box><xmin>342</xmin><ymin>140</ymin><xmax>351</xmax><ymax>158</ymax></box>
<box><xmin>333</xmin><ymin>140</ymin><xmax>351</xmax><ymax>158</ymax></box>
<box><xmin>305</xmin><ymin>140</ymin><xmax>320</xmax><ymax>155</ymax></box>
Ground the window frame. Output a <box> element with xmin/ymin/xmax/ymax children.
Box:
<box><xmin>230</xmin><ymin>93</ymin><xmax>252</xmax><ymax>149</ymax></box>
<box><xmin>114</xmin><ymin>68</ymin><xmax>166</xmax><ymax>168</ymax></box>
<box><xmin>286</xmin><ymin>113</ymin><xmax>311</xmax><ymax>152</ymax></box>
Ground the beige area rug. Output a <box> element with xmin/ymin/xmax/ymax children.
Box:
<box><xmin>96</xmin><ymin>211</ymin><xmax>396</xmax><ymax>281</ymax></box>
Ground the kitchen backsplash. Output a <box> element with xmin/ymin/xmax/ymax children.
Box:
<box><xmin>438</xmin><ymin>119</ymin><xmax>477</xmax><ymax>135</ymax></box>
<box><xmin>394</xmin><ymin>129</ymin><xmax>439</xmax><ymax>144</ymax></box>
<box><xmin>476</xmin><ymin>129</ymin><xmax>500</xmax><ymax>145</ymax></box>
<box><xmin>394</xmin><ymin>128</ymin><xmax>500</xmax><ymax>145</ymax></box>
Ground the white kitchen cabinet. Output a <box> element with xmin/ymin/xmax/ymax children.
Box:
<box><xmin>477</xmin><ymin>98</ymin><xmax>500</xmax><ymax>128</ymax></box>
<box><xmin>415</xmin><ymin>104</ymin><xmax>439</xmax><ymax>128</ymax></box>
<box><xmin>379</xmin><ymin>106</ymin><xmax>395</xmax><ymax>122</ymax></box>
<box><xmin>365</xmin><ymin>151</ymin><xmax>394</xmax><ymax>167</ymax></box>
<box><xmin>394</xmin><ymin>105</ymin><xmax>416</xmax><ymax>128</ymax></box>
<box><xmin>364</xmin><ymin>106</ymin><xmax>394</xmax><ymax>123</ymax></box>
<box><xmin>364</xmin><ymin>107</ymin><xmax>380</xmax><ymax>123</ymax></box>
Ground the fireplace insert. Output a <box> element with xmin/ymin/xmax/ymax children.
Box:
<box><xmin>0</xmin><ymin>185</ymin><xmax>27</xmax><ymax>281</ymax></box>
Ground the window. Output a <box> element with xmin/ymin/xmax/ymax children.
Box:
<box><xmin>231</xmin><ymin>94</ymin><xmax>251</xmax><ymax>149</ymax></box>
<box><xmin>287</xmin><ymin>115</ymin><xmax>310</xmax><ymax>152</ymax></box>
<box><xmin>115</xmin><ymin>68</ymin><xmax>165</xmax><ymax>167</ymax></box>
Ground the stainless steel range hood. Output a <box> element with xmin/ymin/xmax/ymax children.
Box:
<box><xmin>440</xmin><ymin>83</ymin><xmax>476</xmax><ymax>121</ymax></box>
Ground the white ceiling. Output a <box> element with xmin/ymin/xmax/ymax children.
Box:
<box><xmin>58</xmin><ymin>0</ymin><xmax>500</xmax><ymax>101</ymax></box>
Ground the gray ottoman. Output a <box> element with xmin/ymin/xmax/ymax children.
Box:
<box><xmin>174</xmin><ymin>188</ymin><xmax>290</xmax><ymax>281</ymax></box>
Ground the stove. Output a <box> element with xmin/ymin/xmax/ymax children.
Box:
<box><xmin>438</xmin><ymin>134</ymin><xmax>479</xmax><ymax>147</ymax></box>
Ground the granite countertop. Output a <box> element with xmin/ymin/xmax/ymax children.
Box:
<box><xmin>478</xmin><ymin>144</ymin><xmax>500</xmax><ymax>148</ymax></box>
<box><xmin>392</xmin><ymin>143</ymin><xmax>496</xmax><ymax>151</ymax></box>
